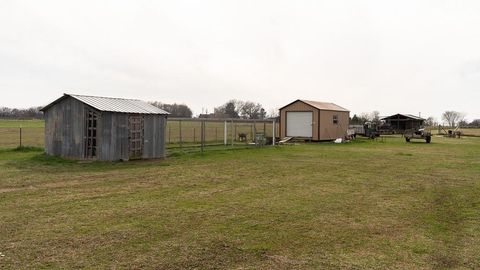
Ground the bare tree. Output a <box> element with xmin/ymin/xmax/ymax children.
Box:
<box><xmin>239</xmin><ymin>101</ymin><xmax>265</xmax><ymax>119</ymax></box>
<box><xmin>267</xmin><ymin>108</ymin><xmax>279</xmax><ymax>119</ymax></box>
<box><xmin>150</xmin><ymin>102</ymin><xmax>193</xmax><ymax>118</ymax></box>
<box><xmin>214</xmin><ymin>100</ymin><xmax>266</xmax><ymax>119</ymax></box>
<box><xmin>424</xmin><ymin>116</ymin><xmax>437</xmax><ymax>127</ymax></box>
<box><xmin>442</xmin><ymin>111</ymin><xmax>465</xmax><ymax>127</ymax></box>
<box><xmin>359</xmin><ymin>112</ymin><xmax>371</xmax><ymax>122</ymax></box>
<box><xmin>357</xmin><ymin>111</ymin><xmax>380</xmax><ymax>124</ymax></box>
<box><xmin>371</xmin><ymin>111</ymin><xmax>381</xmax><ymax>125</ymax></box>
<box><xmin>214</xmin><ymin>100</ymin><xmax>241</xmax><ymax>118</ymax></box>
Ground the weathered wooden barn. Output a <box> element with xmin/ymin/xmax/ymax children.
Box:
<box><xmin>279</xmin><ymin>99</ymin><xmax>350</xmax><ymax>140</ymax></box>
<box><xmin>41</xmin><ymin>94</ymin><xmax>169</xmax><ymax>161</ymax></box>
<box><xmin>381</xmin><ymin>114</ymin><xmax>425</xmax><ymax>133</ymax></box>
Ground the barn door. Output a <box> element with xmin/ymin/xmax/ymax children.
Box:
<box><xmin>128</xmin><ymin>115</ymin><xmax>144</xmax><ymax>159</ymax></box>
<box><xmin>84</xmin><ymin>110</ymin><xmax>98</xmax><ymax>158</ymax></box>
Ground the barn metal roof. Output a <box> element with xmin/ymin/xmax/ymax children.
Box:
<box><xmin>279</xmin><ymin>99</ymin><xmax>349</xmax><ymax>112</ymax></box>
<box><xmin>41</xmin><ymin>94</ymin><xmax>169</xmax><ymax>115</ymax></box>
<box><xmin>381</xmin><ymin>113</ymin><xmax>424</xmax><ymax>121</ymax></box>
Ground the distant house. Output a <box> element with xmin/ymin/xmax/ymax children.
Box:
<box><xmin>40</xmin><ymin>94</ymin><xmax>169</xmax><ymax>161</ymax></box>
<box><xmin>381</xmin><ymin>114</ymin><xmax>425</xmax><ymax>132</ymax></box>
<box><xmin>279</xmin><ymin>99</ymin><xmax>350</xmax><ymax>140</ymax></box>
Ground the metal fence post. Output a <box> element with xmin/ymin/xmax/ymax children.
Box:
<box><xmin>19</xmin><ymin>127</ymin><xmax>22</xmax><ymax>148</ymax></box>
<box><xmin>201</xmin><ymin>121</ymin><xmax>204</xmax><ymax>153</ymax></box>
<box><xmin>224</xmin><ymin>121</ymin><xmax>227</xmax><ymax>146</ymax></box>
<box><xmin>253</xmin><ymin>120</ymin><xmax>257</xmax><ymax>143</ymax></box>
<box><xmin>272</xmin><ymin>120</ymin><xmax>276</xmax><ymax>145</ymax></box>
<box><xmin>231</xmin><ymin>120</ymin><xmax>234</xmax><ymax>147</ymax></box>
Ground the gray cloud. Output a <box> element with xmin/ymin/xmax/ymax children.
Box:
<box><xmin>0</xmin><ymin>0</ymin><xmax>479</xmax><ymax>120</ymax></box>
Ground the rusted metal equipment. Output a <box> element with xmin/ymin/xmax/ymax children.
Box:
<box><xmin>404</xmin><ymin>128</ymin><xmax>431</xmax><ymax>143</ymax></box>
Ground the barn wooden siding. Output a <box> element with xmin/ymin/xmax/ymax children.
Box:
<box><xmin>98</xmin><ymin>112</ymin><xmax>129</xmax><ymax>161</ymax></box>
<box><xmin>44</xmin><ymin>97</ymin><xmax>86</xmax><ymax>158</ymax></box>
<box><xmin>44</xmin><ymin>96</ymin><xmax>167</xmax><ymax>161</ymax></box>
<box><xmin>98</xmin><ymin>113</ymin><xmax>166</xmax><ymax>161</ymax></box>
<box><xmin>143</xmin><ymin>114</ymin><xmax>167</xmax><ymax>159</ymax></box>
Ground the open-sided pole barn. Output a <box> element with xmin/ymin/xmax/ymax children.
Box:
<box><xmin>279</xmin><ymin>99</ymin><xmax>349</xmax><ymax>141</ymax></box>
<box><xmin>41</xmin><ymin>94</ymin><xmax>169</xmax><ymax>161</ymax></box>
<box><xmin>381</xmin><ymin>114</ymin><xmax>425</xmax><ymax>133</ymax></box>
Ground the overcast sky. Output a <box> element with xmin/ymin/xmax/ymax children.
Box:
<box><xmin>1</xmin><ymin>0</ymin><xmax>479</xmax><ymax>120</ymax></box>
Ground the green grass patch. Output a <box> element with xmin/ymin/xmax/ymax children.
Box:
<box><xmin>0</xmin><ymin>136</ymin><xmax>479</xmax><ymax>268</ymax></box>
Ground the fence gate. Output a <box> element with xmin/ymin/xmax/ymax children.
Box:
<box><xmin>128</xmin><ymin>115</ymin><xmax>144</xmax><ymax>159</ymax></box>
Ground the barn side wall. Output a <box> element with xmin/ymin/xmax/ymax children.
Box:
<box><xmin>280</xmin><ymin>101</ymin><xmax>319</xmax><ymax>140</ymax></box>
<box><xmin>143</xmin><ymin>115</ymin><xmax>167</xmax><ymax>159</ymax></box>
<box><xmin>44</xmin><ymin>97</ymin><xmax>86</xmax><ymax>158</ymax></box>
<box><xmin>98</xmin><ymin>112</ymin><xmax>129</xmax><ymax>161</ymax></box>
<box><xmin>319</xmin><ymin>110</ymin><xmax>350</xmax><ymax>140</ymax></box>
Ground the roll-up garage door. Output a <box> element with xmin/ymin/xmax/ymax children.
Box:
<box><xmin>286</xmin><ymin>112</ymin><xmax>313</xmax><ymax>137</ymax></box>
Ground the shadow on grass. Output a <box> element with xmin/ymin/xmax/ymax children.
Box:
<box><xmin>12</xmin><ymin>146</ymin><xmax>45</xmax><ymax>152</ymax></box>
<box><xmin>3</xmin><ymin>147</ymin><xmax>170</xmax><ymax>173</ymax></box>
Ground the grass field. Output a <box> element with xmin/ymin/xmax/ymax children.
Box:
<box><xmin>1</xmin><ymin>134</ymin><xmax>479</xmax><ymax>268</ymax></box>
<box><xmin>0</xmin><ymin>120</ymin><xmax>44</xmax><ymax>148</ymax></box>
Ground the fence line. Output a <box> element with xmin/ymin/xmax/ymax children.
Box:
<box><xmin>0</xmin><ymin>119</ymin><xmax>280</xmax><ymax>150</ymax></box>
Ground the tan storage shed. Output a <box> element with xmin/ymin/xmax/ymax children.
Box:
<box><xmin>279</xmin><ymin>99</ymin><xmax>350</xmax><ymax>141</ymax></box>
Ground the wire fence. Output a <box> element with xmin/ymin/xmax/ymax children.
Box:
<box><xmin>0</xmin><ymin>127</ymin><xmax>44</xmax><ymax>149</ymax></box>
<box><xmin>0</xmin><ymin>119</ymin><xmax>280</xmax><ymax>152</ymax></box>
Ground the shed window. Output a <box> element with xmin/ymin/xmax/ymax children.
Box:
<box><xmin>85</xmin><ymin>110</ymin><xmax>98</xmax><ymax>158</ymax></box>
<box><xmin>333</xmin><ymin>115</ymin><xmax>338</xmax><ymax>124</ymax></box>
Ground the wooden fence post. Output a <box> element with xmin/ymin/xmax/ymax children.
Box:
<box><xmin>179</xmin><ymin>120</ymin><xmax>182</xmax><ymax>148</ymax></box>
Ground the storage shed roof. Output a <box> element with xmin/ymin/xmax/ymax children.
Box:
<box><xmin>280</xmin><ymin>99</ymin><xmax>349</xmax><ymax>112</ymax></box>
<box><xmin>41</xmin><ymin>94</ymin><xmax>170</xmax><ymax>115</ymax></box>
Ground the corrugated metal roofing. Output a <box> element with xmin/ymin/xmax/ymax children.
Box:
<box><xmin>381</xmin><ymin>113</ymin><xmax>424</xmax><ymax>121</ymax></box>
<box><xmin>41</xmin><ymin>94</ymin><xmax>169</xmax><ymax>115</ymax></box>
<box><xmin>300</xmin><ymin>100</ymin><xmax>350</xmax><ymax>112</ymax></box>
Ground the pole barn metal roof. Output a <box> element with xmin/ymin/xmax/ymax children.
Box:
<box><xmin>41</xmin><ymin>93</ymin><xmax>170</xmax><ymax>115</ymax></box>
<box><xmin>381</xmin><ymin>113</ymin><xmax>425</xmax><ymax>121</ymax></box>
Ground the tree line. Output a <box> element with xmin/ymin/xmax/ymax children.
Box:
<box><xmin>148</xmin><ymin>102</ymin><xmax>193</xmax><ymax>118</ymax></box>
<box><xmin>0</xmin><ymin>106</ymin><xmax>44</xmax><ymax>119</ymax></box>
<box><xmin>1</xmin><ymin>103</ymin><xmax>477</xmax><ymax>126</ymax></box>
<box><xmin>0</xmin><ymin>99</ymin><xmax>272</xmax><ymax>120</ymax></box>
<box><xmin>209</xmin><ymin>100</ymin><xmax>270</xmax><ymax>119</ymax></box>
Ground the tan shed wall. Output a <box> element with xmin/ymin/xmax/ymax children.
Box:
<box><xmin>319</xmin><ymin>110</ymin><xmax>350</xmax><ymax>140</ymax></box>
<box><xmin>280</xmin><ymin>101</ymin><xmax>319</xmax><ymax>140</ymax></box>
